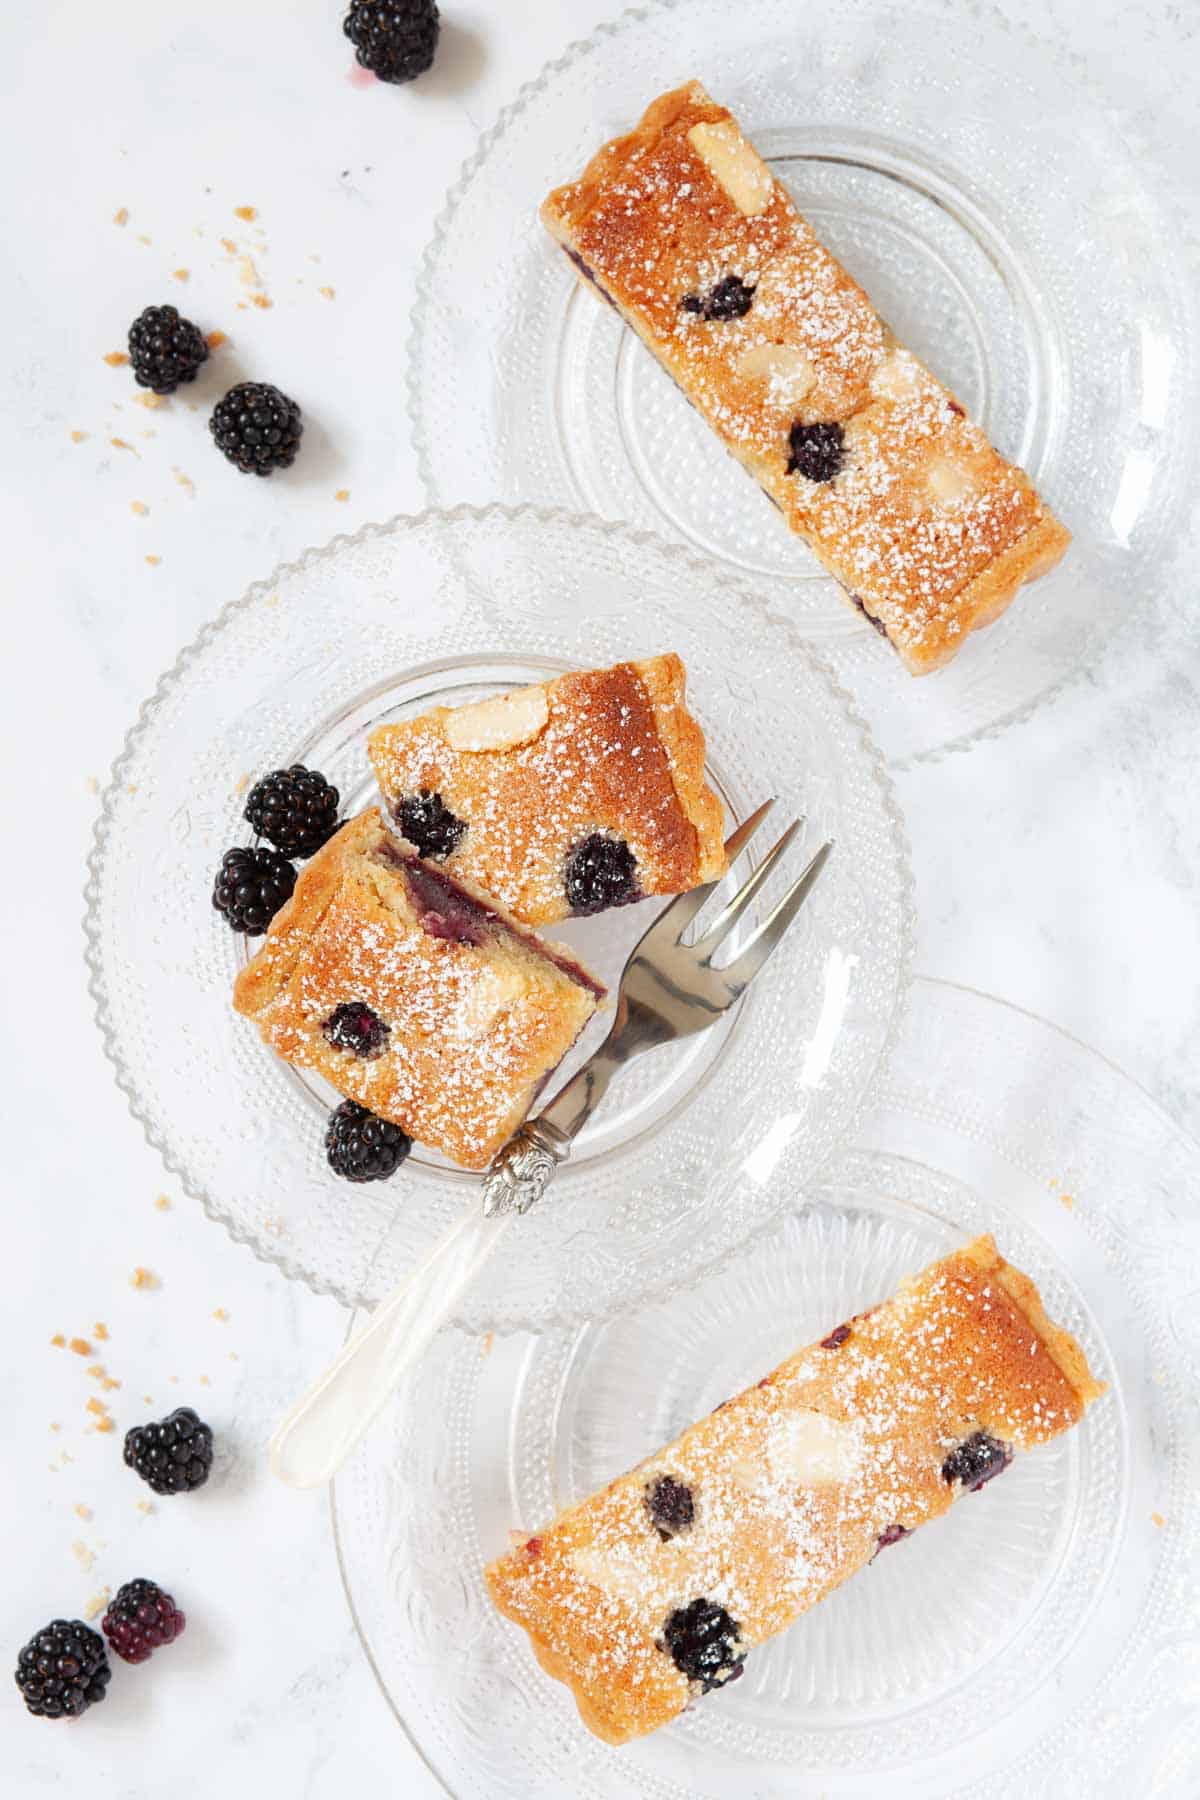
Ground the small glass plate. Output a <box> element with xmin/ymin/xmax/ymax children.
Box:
<box><xmin>334</xmin><ymin>978</ymin><xmax>1200</xmax><ymax>1797</ymax></box>
<box><xmin>85</xmin><ymin>505</ymin><xmax>912</xmax><ymax>1331</ymax></box>
<box><xmin>409</xmin><ymin>0</ymin><xmax>1198</xmax><ymax>764</ymax></box>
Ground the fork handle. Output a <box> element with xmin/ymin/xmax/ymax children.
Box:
<box><xmin>481</xmin><ymin>1015</ymin><xmax>634</xmax><ymax>1216</ymax></box>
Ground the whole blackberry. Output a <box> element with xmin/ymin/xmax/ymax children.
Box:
<box><xmin>127</xmin><ymin>303</ymin><xmax>209</xmax><ymax>395</ymax></box>
<box><xmin>344</xmin><ymin>0</ymin><xmax>440</xmax><ymax>84</ymax></box>
<box><xmin>396</xmin><ymin>790</ymin><xmax>466</xmax><ymax>861</ymax></box>
<box><xmin>14</xmin><ymin>1620</ymin><xmax>111</xmax><ymax>1720</ymax></box>
<box><xmin>659</xmin><ymin>1598</ymin><xmax>745</xmax><ymax>1691</ymax></box>
<box><xmin>245</xmin><ymin>764</ymin><xmax>340</xmax><ymax>858</ymax></box>
<box><xmin>323</xmin><ymin>1000</ymin><xmax>390</xmax><ymax>1059</ymax></box>
<box><xmin>646</xmin><ymin>1473</ymin><xmax>695</xmax><ymax>1541</ymax></box>
<box><xmin>941</xmin><ymin>1430</ymin><xmax>1012</xmax><ymax>1493</ymax></box>
<box><xmin>124</xmin><ymin>1406</ymin><xmax>214</xmax><ymax>1497</ymax></box>
<box><xmin>212</xmin><ymin>845</ymin><xmax>296</xmax><ymax>935</ymax></box>
<box><xmin>326</xmin><ymin>1099</ymin><xmax>412</xmax><ymax>1182</ymax></box>
<box><xmin>681</xmin><ymin>276</ymin><xmax>756</xmax><ymax>321</ymax></box>
<box><xmin>564</xmin><ymin>833</ymin><xmax>640</xmax><ymax>915</ymax></box>
<box><xmin>209</xmin><ymin>382</ymin><xmax>303</xmax><ymax>476</ymax></box>
<box><xmin>101</xmin><ymin>1580</ymin><xmax>185</xmax><ymax>1665</ymax></box>
<box><xmin>787</xmin><ymin>420</ymin><xmax>844</xmax><ymax>483</ymax></box>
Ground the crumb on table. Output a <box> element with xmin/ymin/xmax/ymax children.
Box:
<box><xmin>129</xmin><ymin>1266</ymin><xmax>158</xmax><ymax>1290</ymax></box>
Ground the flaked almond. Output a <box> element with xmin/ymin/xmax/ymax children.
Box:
<box><xmin>687</xmin><ymin>121</ymin><xmax>774</xmax><ymax>217</ymax></box>
<box><xmin>926</xmin><ymin>456</ymin><xmax>976</xmax><ymax>507</ymax></box>
<box><xmin>736</xmin><ymin>342</ymin><xmax>816</xmax><ymax>404</ymax></box>
<box><xmin>442</xmin><ymin>687</ymin><xmax>549</xmax><ymax>754</ymax></box>
<box><xmin>870</xmin><ymin>349</ymin><xmax>924</xmax><ymax>405</ymax></box>
<box><xmin>767</xmin><ymin>1411</ymin><xmax>862</xmax><ymax>1486</ymax></box>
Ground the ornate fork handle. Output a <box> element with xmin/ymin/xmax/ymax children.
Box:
<box><xmin>481</xmin><ymin>1020</ymin><xmax>632</xmax><ymax>1217</ymax></box>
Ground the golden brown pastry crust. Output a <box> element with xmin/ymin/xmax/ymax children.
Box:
<box><xmin>486</xmin><ymin>1234</ymin><xmax>1103</xmax><ymax>1743</ymax></box>
<box><xmin>543</xmin><ymin>83</ymin><xmax>1070</xmax><ymax>676</ymax></box>
<box><xmin>367</xmin><ymin>654</ymin><xmax>727</xmax><ymax>926</ymax></box>
<box><xmin>233</xmin><ymin>810</ymin><xmax>601</xmax><ymax>1170</ymax></box>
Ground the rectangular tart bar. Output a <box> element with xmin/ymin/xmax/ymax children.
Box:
<box><xmin>542</xmin><ymin>84</ymin><xmax>1071</xmax><ymax>675</ymax></box>
<box><xmin>233</xmin><ymin>809</ymin><xmax>603</xmax><ymax>1170</ymax></box>
<box><xmin>368</xmin><ymin>653</ymin><xmax>727</xmax><ymax>927</ymax></box>
<box><xmin>486</xmin><ymin>1235</ymin><xmax>1104</xmax><ymax>1743</ymax></box>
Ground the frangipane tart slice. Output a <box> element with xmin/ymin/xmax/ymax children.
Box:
<box><xmin>367</xmin><ymin>653</ymin><xmax>727</xmax><ymax>927</ymax></box>
<box><xmin>232</xmin><ymin>810</ymin><xmax>603</xmax><ymax>1171</ymax></box>
<box><xmin>542</xmin><ymin>81</ymin><xmax>1071</xmax><ymax>675</ymax></box>
<box><xmin>486</xmin><ymin>1234</ymin><xmax>1104</xmax><ymax>1744</ymax></box>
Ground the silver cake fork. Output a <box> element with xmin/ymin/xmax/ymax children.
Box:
<box><xmin>269</xmin><ymin>801</ymin><xmax>832</xmax><ymax>1488</ymax></box>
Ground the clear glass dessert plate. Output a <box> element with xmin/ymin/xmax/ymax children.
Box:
<box><xmin>334</xmin><ymin>977</ymin><xmax>1200</xmax><ymax>1796</ymax></box>
<box><xmin>409</xmin><ymin>0</ymin><xmax>1198</xmax><ymax>765</ymax></box>
<box><xmin>85</xmin><ymin>505</ymin><xmax>913</xmax><ymax>1331</ymax></box>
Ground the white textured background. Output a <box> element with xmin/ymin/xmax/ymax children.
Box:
<box><xmin>2</xmin><ymin>0</ymin><xmax>1197</xmax><ymax>1794</ymax></box>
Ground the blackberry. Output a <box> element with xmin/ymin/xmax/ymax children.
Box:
<box><xmin>564</xmin><ymin>833</ymin><xmax>640</xmax><ymax>915</ymax></box>
<box><xmin>245</xmin><ymin>764</ymin><xmax>340</xmax><ymax>858</ymax></box>
<box><xmin>14</xmin><ymin>1620</ymin><xmax>111</xmax><ymax>1720</ymax></box>
<box><xmin>659</xmin><ymin>1598</ymin><xmax>745</xmax><ymax>1691</ymax></box>
<box><xmin>941</xmin><ymin>1430</ymin><xmax>1012</xmax><ymax>1493</ymax></box>
<box><xmin>326</xmin><ymin>1099</ymin><xmax>411</xmax><ymax>1182</ymax></box>
<box><xmin>646</xmin><ymin>1474</ymin><xmax>695</xmax><ymax>1541</ymax></box>
<box><xmin>344</xmin><ymin>0</ymin><xmax>440</xmax><ymax>84</ymax></box>
<box><xmin>124</xmin><ymin>1406</ymin><xmax>214</xmax><ymax>1497</ymax></box>
<box><xmin>681</xmin><ymin>276</ymin><xmax>756</xmax><ymax>321</ymax></box>
<box><xmin>787</xmin><ymin>420</ymin><xmax>844</xmax><ymax>483</ymax></box>
<box><xmin>873</xmin><ymin>1522</ymin><xmax>912</xmax><ymax>1558</ymax></box>
<box><xmin>212</xmin><ymin>845</ymin><xmax>296</xmax><ymax>935</ymax></box>
<box><xmin>820</xmin><ymin>1323</ymin><xmax>852</xmax><ymax>1349</ymax></box>
<box><xmin>322</xmin><ymin>1000</ymin><xmax>390</xmax><ymax>1059</ymax></box>
<box><xmin>209</xmin><ymin>382</ymin><xmax>303</xmax><ymax>476</ymax></box>
<box><xmin>395</xmin><ymin>789</ymin><xmax>466</xmax><ymax>861</ymax></box>
<box><xmin>101</xmin><ymin>1580</ymin><xmax>185</xmax><ymax>1665</ymax></box>
<box><xmin>127</xmin><ymin>303</ymin><xmax>209</xmax><ymax>395</ymax></box>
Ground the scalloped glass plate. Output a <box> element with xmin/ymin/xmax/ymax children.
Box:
<box><xmin>409</xmin><ymin>0</ymin><xmax>1198</xmax><ymax>765</ymax></box>
<box><xmin>85</xmin><ymin>505</ymin><xmax>912</xmax><ymax>1330</ymax></box>
<box><xmin>334</xmin><ymin>977</ymin><xmax>1200</xmax><ymax>1796</ymax></box>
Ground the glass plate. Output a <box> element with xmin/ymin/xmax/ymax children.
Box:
<box><xmin>334</xmin><ymin>977</ymin><xmax>1200</xmax><ymax>1797</ymax></box>
<box><xmin>85</xmin><ymin>505</ymin><xmax>912</xmax><ymax>1331</ymax></box>
<box><xmin>409</xmin><ymin>0</ymin><xmax>1198</xmax><ymax>766</ymax></box>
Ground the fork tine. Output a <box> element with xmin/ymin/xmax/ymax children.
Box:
<box><xmin>720</xmin><ymin>841</ymin><xmax>833</xmax><ymax>993</ymax></box>
<box><xmin>697</xmin><ymin>818</ymin><xmax>803</xmax><ymax>959</ymax></box>
<box><xmin>642</xmin><ymin>798</ymin><xmax>779</xmax><ymax>943</ymax></box>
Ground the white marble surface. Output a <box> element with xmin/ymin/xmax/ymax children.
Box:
<box><xmin>2</xmin><ymin>1</ymin><xmax>1197</xmax><ymax>1794</ymax></box>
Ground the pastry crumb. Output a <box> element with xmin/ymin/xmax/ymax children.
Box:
<box><xmin>212</xmin><ymin>1308</ymin><xmax>229</xmax><ymax>1323</ymax></box>
<box><xmin>85</xmin><ymin>1364</ymin><xmax>105</xmax><ymax>1380</ymax></box>
<box><xmin>220</xmin><ymin>236</ymin><xmax>237</xmax><ymax>255</ymax></box>
<box><xmin>129</xmin><ymin>1266</ymin><xmax>159</xmax><ymax>1290</ymax></box>
<box><xmin>234</xmin><ymin>773</ymin><xmax>250</xmax><ymax>797</ymax></box>
<box><xmin>95</xmin><ymin>1417</ymin><xmax>115</xmax><ymax>1435</ymax></box>
<box><xmin>172</xmin><ymin>267</ymin><xmax>190</xmax><ymax>281</ymax></box>
<box><xmin>69</xmin><ymin>1338</ymin><xmax>92</xmax><ymax>1357</ymax></box>
<box><xmin>173</xmin><ymin>469</ymin><xmax>196</xmax><ymax>497</ymax></box>
<box><xmin>103</xmin><ymin>351</ymin><xmax>130</xmax><ymax>367</ymax></box>
<box><xmin>135</xmin><ymin>1500</ymin><xmax>154</xmax><ymax>1517</ymax></box>
<box><xmin>199</xmin><ymin>1375</ymin><xmax>211</xmax><ymax>1387</ymax></box>
<box><xmin>110</xmin><ymin>437</ymin><xmax>137</xmax><ymax>453</ymax></box>
<box><xmin>1152</xmin><ymin>1511</ymin><xmax>1165</xmax><ymax>1527</ymax></box>
<box><xmin>85</xmin><ymin>1398</ymin><xmax>109</xmax><ymax>1418</ymax></box>
<box><xmin>94</xmin><ymin>1322</ymin><xmax>110</xmax><ymax>1341</ymax></box>
<box><xmin>71</xmin><ymin>1540</ymin><xmax>95</xmax><ymax>1572</ymax></box>
<box><xmin>481</xmin><ymin>1332</ymin><xmax>495</xmax><ymax>1358</ymax></box>
<box><xmin>84</xmin><ymin>1588</ymin><xmax>111</xmax><ymax>1622</ymax></box>
<box><xmin>85</xmin><ymin>776</ymin><xmax>99</xmax><ymax>795</ymax></box>
<box><xmin>154</xmin><ymin>1193</ymin><xmax>171</xmax><ymax>1211</ymax></box>
<box><xmin>318</xmin><ymin>285</ymin><xmax>336</xmax><ymax>300</ymax></box>
<box><xmin>51</xmin><ymin>1333</ymin><xmax>66</xmax><ymax>1349</ymax></box>
<box><xmin>130</xmin><ymin>500</ymin><xmax>149</xmax><ymax>517</ymax></box>
<box><xmin>250</xmin><ymin>293</ymin><xmax>272</xmax><ymax>310</ymax></box>
<box><xmin>134</xmin><ymin>392</ymin><xmax>163</xmax><ymax>410</ymax></box>
<box><xmin>49</xmin><ymin>1422</ymin><xmax>61</xmax><ymax>1433</ymax></box>
<box><xmin>74</xmin><ymin>1503</ymin><xmax>92</xmax><ymax>1521</ymax></box>
<box><xmin>136</xmin><ymin>233</ymin><xmax>152</xmax><ymax>246</ymax></box>
<box><xmin>145</xmin><ymin>554</ymin><xmax>162</xmax><ymax>567</ymax></box>
<box><xmin>113</xmin><ymin>207</ymin><xmax>129</xmax><ymax>226</ymax></box>
<box><xmin>334</xmin><ymin>488</ymin><xmax>350</xmax><ymax>502</ymax></box>
<box><xmin>206</xmin><ymin>329</ymin><xmax>228</xmax><ymax>350</ymax></box>
<box><xmin>1059</xmin><ymin>1193</ymin><xmax>1076</xmax><ymax>1211</ymax></box>
<box><xmin>234</xmin><ymin>204</ymin><xmax>258</xmax><ymax>221</ymax></box>
<box><xmin>70</xmin><ymin>428</ymin><xmax>89</xmax><ymax>443</ymax></box>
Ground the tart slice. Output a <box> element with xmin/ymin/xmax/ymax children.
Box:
<box><xmin>542</xmin><ymin>82</ymin><xmax>1070</xmax><ymax>674</ymax></box>
<box><xmin>367</xmin><ymin>654</ymin><xmax>726</xmax><ymax>928</ymax></box>
<box><xmin>232</xmin><ymin>810</ymin><xmax>603</xmax><ymax>1170</ymax></box>
<box><xmin>486</xmin><ymin>1235</ymin><xmax>1104</xmax><ymax>1743</ymax></box>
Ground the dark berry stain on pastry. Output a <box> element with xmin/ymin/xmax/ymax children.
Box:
<box><xmin>403</xmin><ymin>861</ymin><xmax>489</xmax><ymax>946</ymax></box>
<box><xmin>564</xmin><ymin>832</ymin><xmax>640</xmax><ymax>914</ymax></box>
<box><xmin>680</xmin><ymin>275</ymin><xmax>756</xmax><ymax>321</ymax></box>
<box><xmin>820</xmin><ymin>1323</ymin><xmax>852</xmax><ymax>1349</ymax></box>
<box><xmin>941</xmin><ymin>1430</ymin><xmax>1013</xmax><ymax>1492</ymax></box>
<box><xmin>646</xmin><ymin>1473</ymin><xmax>695</xmax><ymax>1541</ymax></box>
<box><xmin>847</xmin><ymin>591</ymin><xmax>890</xmax><ymax>639</ymax></box>
<box><xmin>322</xmin><ymin>1000</ymin><xmax>390</xmax><ymax>1059</ymax></box>
<box><xmin>565</xmin><ymin>248</ymin><xmax>618</xmax><ymax>312</ymax></box>
<box><xmin>325</xmin><ymin>1098</ymin><xmax>411</xmax><ymax>1183</ymax></box>
<box><xmin>396</xmin><ymin>789</ymin><xmax>467</xmax><ymax>861</ymax></box>
<box><xmin>873</xmin><ymin>1522</ymin><xmax>912</xmax><ymax>1558</ymax></box>
<box><xmin>787</xmin><ymin>420</ymin><xmax>844</xmax><ymax>483</ymax></box>
<box><xmin>660</xmin><ymin>1598</ymin><xmax>745</xmax><ymax>1691</ymax></box>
